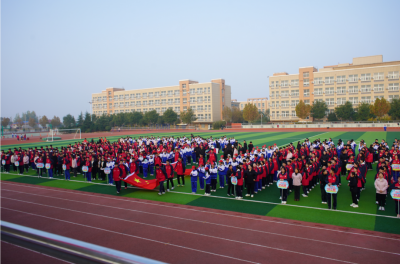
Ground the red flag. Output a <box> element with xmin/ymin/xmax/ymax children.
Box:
<box><xmin>123</xmin><ymin>172</ymin><xmax>159</xmax><ymax>190</ymax></box>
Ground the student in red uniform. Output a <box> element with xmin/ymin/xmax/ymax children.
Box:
<box><xmin>85</xmin><ymin>158</ymin><xmax>92</xmax><ymax>182</ymax></box>
<box><xmin>118</xmin><ymin>160</ymin><xmax>128</xmax><ymax>189</ymax></box>
<box><xmin>113</xmin><ymin>165</ymin><xmax>122</xmax><ymax>193</ymax></box>
<box><xmin>155</xmin><ymin>164</ymin><xmax>167</xmax><ymax>195</ymax></box>
<box><xmin>174</xmin><ymin>157</ymin><xmax>185</xmax><ymax>187</ymax></box>
<box><xmin>46</xmin><ymin>155</ymin><xmax>53</xmax><ymax>178</ymax></box>
<box><xmin>278</xmin><ymin>167</ymin><xmax>288</xmax><ymax>204</ymax></box>
<box><xmin>326</xmin><ymin>169</ymin><xmax>339</xmax><ymax>210</ymax></box>
<box><xmin>164</xmin><ymin>160</ymin><xmax>175</xmax><ymax>191</ymax></box>
<box><xmin>235</xmin><ymin>165</ymin><xmax>243</xmax><ymax>199</ymax></box>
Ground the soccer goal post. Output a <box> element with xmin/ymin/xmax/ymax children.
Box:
<box><xmin>47</xmin><ymin>128</ymin><xmax>81</xmax><ymax>142</ymax></box>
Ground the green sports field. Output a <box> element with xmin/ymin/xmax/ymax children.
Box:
<box><xmin>1</xmin><ymin>131</ymin><xmax>399</xmax><ymax>234</ymax></box>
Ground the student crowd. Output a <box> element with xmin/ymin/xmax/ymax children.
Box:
<box><xmin>1</xmin><ymin>134</ymin><xmax>400</xmax><ymax>217</ymax></box>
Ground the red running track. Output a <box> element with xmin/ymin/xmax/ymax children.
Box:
<box><xmin>1</xmin><ymin>182</ymin><xmax>400</xmax><ymax>264</ymax></box>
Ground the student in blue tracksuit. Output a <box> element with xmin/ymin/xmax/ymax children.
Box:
<box><xmin>106</xmin><ymin>158</ymin><xmax>115</xmax><ymax>185</ymax></box>
<box><xmin>190</xmin><ymin>166</ymin><xmax>199</xmax><ymax>194</ymax></box>
<box><xmin>191</xmin><ymin>147</ymin><xmax>197</xmax><ymax>165</ymax></box>
<box><xmin>198</xmin><ymin>165</ymin><xmax>205</xmax><ymax>190</ymax></box>
<box><xmin>209</xmin><ymin>163</ymin><xmax>218</xmax><ymax>192</ymax></box>
<box><xmin>142</xmin><ymin>159</ymin><xmax>149</xmax><ymax>178</ymax></box>
<box><xmin>218</xmin><ymin>161</ymin><xmax>226</xmax><ymax>188</ymax></box>
<box><xmin>204</xmin><ymin>167</ymin><xmax>211</xmax><ymax>195</ymax></box>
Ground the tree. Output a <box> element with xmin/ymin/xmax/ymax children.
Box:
<box><xmin>39</xmin><ymin>115</ymin><xmax>49</xmax><ymax>128</ymax></box>
<box><xmin>180</xmin><ymin>108</ymin><xmax>197</xmax><ymax>124</ymax></box>
<box><xmin>242</xmin><ymin>103</ymin><xmax>258</xmax><ymax>123</ymax></box>
<box><xmin>162</xmin><ymin>109</ymin><xmax>179</xmax><ymax>125</ymax></box>
<box><xmin>388</xmin><ymin>99</ymin><xmax>400</xmax><ymax>120</ymax></box>
<box><xmin>370</xmin><ymin>98</ymin><xmax>391</xmax><ymax>120</ymax></box>
<box><xmin>232</xmin><ymin>107</ymin><xmax>244</xmax><ymax>123</ymax></box>
<box><xmin>327</xmin><ymin>112</ymin><xmax>338</xmax><ymax>121</ymax></box>
<box><xmin>28</xmin><ymin>117</ymin><xmax>36</xmax><ymax>128</ymax></box>
<box><xmin>82</xmin><ymin>112</ymin><xmax>93</xmax><ymax>132</ymax></box>
<box><xmin>310</xmin><ymin>101</ymin><xmax>328</xmax><ymax>120</ymax></box>
<box><xmin>50</xmin><ymin>116</ymin><xmax>61</xmax><ymax>128</ymax></box>
<box><xmin>295</xmin><ymin>100</ymin><xmax>311</xmax><ymax>119</ymax></box>
<box><xmin>77</xmin><ymin>112</ymin><xmax>84</xmax><ymax>127</ymax></box>
<box><xmin>14</xmin><ymin>113</ymin><xmax>21</xmax><ymax>123</ymax></box>
<box><xmin>222</xmin><ymin>106</ymin><xmax>232</xmax><ymax>123</ymax></box>
<box><xmin>356</xmin><ymin>102</ymin><xmax>372</xmax><ymax>121</ymax></box>
<box><xmin>143</xmin><ymin>110</ymin><xmax>159</xmax><ymax>125</ymax></box>
<box><xmin>22</xmin><ymin>111</ymin><xmax>38</xmax><ymax>122</ymax></box>
<box><xmin>15</xmin><ymin>117</ymin><xmax>23</xmax><ymax>128</ymax></box>
<box><xmin>1</xmin><ymin>117</ymin><xmax>10</xmax><ymax>127</ymax></box>
<box><xmin>129</xmin><ymin>111</ymin><xmax>144</xmax><ymax>125</ymax></box>
<box><xmin>63</xmin><ymin>114</ymin><xmax>76</xmax><ymax>128</ymax></box>
<box><xmin>335</xmin><ymin>101</ymin><xmax>355</xmax><ymax>121</ymax></box>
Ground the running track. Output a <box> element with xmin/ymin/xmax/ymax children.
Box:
<box><xmin>1</xmin><ymin>182</ymin><xmax>400</xmax><ymax>264</ymax></box>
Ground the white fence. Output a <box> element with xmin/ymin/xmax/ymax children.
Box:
<box><xmin>242</xmin><ymin>123</ymin><xmax>400</xmax><ymax>129</ymax></box>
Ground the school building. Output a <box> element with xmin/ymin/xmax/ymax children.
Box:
<box><xmin>269</xmin><ymin>55</ymin><xmax>400</xmax><ymax>122</ymax></box>
<box><xmin>91</xmin><ymin>79</ymin><xmax>231</xmax><ymax>129</ymax></box>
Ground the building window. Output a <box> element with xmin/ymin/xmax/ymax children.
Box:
<box><xmin>291</xmin><ymin>90</ymin><xmax>299</xmax><ymax>96</ymax></box>
<box><xmin>304</xmin><ymin>100</ymin><xmax>310</xmax><ymax>105</ymax></box>
<box><xmin>326</xmin><ymin>98</ymin><xmax>335</xmax><ymax>105</ymax></box>
<box><xmin>374</xmin><ymin>72</ymin><xmax>384</xmax><ymax>80</ymax></box>
<box><xmin>389</xmin><ymin>95</ymin><xmax>400</xmax><ymax>101</ymax></box>
<box><xmin>168</xmin><ymin>90</ymin><xmax>173</xmax><ymax>96</ymax></box>
<box><xmin>388</xmin><ymin>83</ymin><xmax>399</xmax><ymax>91</ymax></box>
<box><xmin>291</xmin><ymin>79</ymin><xmax>299</xmax><ymax>86</ymax></box>
<box><xmin>281</xmin><ymin>91</ymin><xmax>289</xmax><ymax>97</ymax></box>
<box><xmin>222</xmin><ymin>97</ymin><xmax>225</xmax><ymax>103</ymax></box>
<box><xmin>304</xmin><ymin>89</ymin><xmax>310</xmax><ymax>97</ymax></box>
<box><xmin>360</xmin><ymin>85</ymin><xmax>371</xmax><ymax>93</ymax></box>
<box><xmin>174</xmin><ymin>90</ymin><xmax>180</xmax><ymax>96</ymax></box>
<box><xmin>303</xmin><ymin>79</ymin><xmax>309</xmax><ymax>86</ymax></box>
<box><xmin>271</xmin><ymin>81</ymin><xmax>274</xmax><ymax>88</ymax></box>
<box><xmin>337</xmin><ymin>75</ymin><xmax>346</xmax><ymax>83</ymax></box>
<box><xmin>142</xmin><ymin>93</ymin><xmax>147</xmax><ymax>99</ymax></box>
<box><xmin>303</xmin><ymin>72</ymin><xmax>309</xmax><ymax>78</ymax></box>
<box><xmin>314</xmin><ymin>88</ymin><xmax>323</xmax><ymax>95</ymax></box>
<box><xmin>314</xmin><ymin>77</ymin><xmax>322</xmax><ymax>85</ymax></box>
<box><xmin>325</xmin><ymin>87</ymin><xmax>334</xmax><ymax>95</ymax></box>
<box><xmin>374</xmin><ymin>84</ymin><xmax>384</xmax><ymax>92</ymax></box>
<box><xmin>281</xmin><ymin>80</ymin><xmax>289</xmax><ymax>87</ymax></box>
<box><xmin>148</xmin><ymin>92</ymin><xmax>153</xmax><ymax>98</ymax></box>
<box><xmin>348</xmin><ymin>74</ymin><xmax>358</xmax><ymax>82</ymax></box>
<box><xmin>182</xmin><ymin>84</ymin><xmax>186</xmax><ymax>88</ymax></box>
<box><xmin>349</xmin><ymin>97</ymin><xmax>358</xmax><ymax>105</ymax></box>
<box><xmin>388</xmin><ymin>71</ymin><xmax>399</xmax><ymax>79</ymax></box>
<box><xmin>271</xmin><ymin>92</ymin><xmax>275</xmax><ymax>98</ymax></box>
<box><xmin>361</xmin><ymin>96</ymin><xmax>372</xmax><ymax>103</ymax></box>
<box><xmin>337</xmin><ymin>98</ymin><xmax>346</xmax><ymax>105</ymax></box>
<box><xmin>325</xmin><ymin>77</ymin><xmax>334</xmax><ymax>84</ymax></box>
<box><xmin>337</xmin><ymin>86</ymin><xmax>346</xmax><ymax>94</ymax></box>
<box><xmin>136</xmin><ymin>93</ymin><xmax>141</xmax><ymax>99</ymax></box>
<box><xmin>360</xmin><ymin>73</ymin><xmax>371</xmax><ymax>81</ymax></box>
<box><xmin>348</xmin><ymin>86</ymin><xmax>358</xmax><ymax>93</ymax></box>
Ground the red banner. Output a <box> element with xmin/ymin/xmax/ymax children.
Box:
<box><xmin>123</xmin><ymin>172</ymin><xmax>159</xmax><ymax>190</ymax></box>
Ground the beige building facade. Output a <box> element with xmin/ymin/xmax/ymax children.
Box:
<box><xmin>91</xmin><ymin>79</ymin><xmax>231</xmax><ymax>128</ymax></box>
<box><xmin>232</xmin><ymin>98</ymin><xmax>268</xmax><ymax>112</ymax></box>
<box><xmin>269</xmin><ymin>55</ymin><xmax>400</xmax><ymax>121</ymax></box>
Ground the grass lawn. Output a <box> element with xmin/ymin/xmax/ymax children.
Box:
<box><xmin>2</xmin><ymin>131</ymin><xmax>399</xmax><ymax>234</ymax></box>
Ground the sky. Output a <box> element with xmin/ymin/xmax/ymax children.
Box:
<box><xmin>2</xmin><ymin>0</ymin><xmax>400</xmax><ymax>120</ymax></box>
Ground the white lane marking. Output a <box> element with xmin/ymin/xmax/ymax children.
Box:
<box><xmin>1</xmin><ymin>175</ymin><xmax>398</xmax><ymax>220</ymax></box>
<box><xmin>1</xmin><ymin>241</ymin><xmax>74</xmax><ymax>264</ymax></box>
<box><xmin>2</xmin><ymin>205</ymin><xmax>356</xmax><ymax>264</ymax></box>
<box><xmin>3</xmin><ymin>192</ymin><xmax>399</xmax><ymax>255</ymax></box>
<box><xmin>1</xmin><ymin>181</ymin><xmax>398</xmax><ymax>241</ymax></box>
<box><xmin>1</xmin><ymin>207</ymin><xmax>257</xmax><ymax>264</ymax></box>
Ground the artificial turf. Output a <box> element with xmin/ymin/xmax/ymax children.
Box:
<box><xmin>1</xmin><ymin>131</ymin><xmax>399</xmax><ymax>234</ymax></box>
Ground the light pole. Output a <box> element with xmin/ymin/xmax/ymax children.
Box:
<box><xmin>88</xmin><ymin>102</ymin><xmax>93</xmax><ymax>121</ymax></box>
